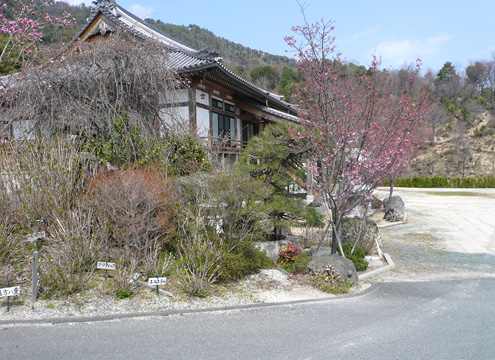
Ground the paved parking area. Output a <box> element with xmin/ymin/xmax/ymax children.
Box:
<box><xmin>371</xmin><ymin>188</ymin><xmax>495</xmax><ymax>282</ymax></box>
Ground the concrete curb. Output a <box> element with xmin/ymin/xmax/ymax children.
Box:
<box><xmin>0</xmin><ymin>284</ymin><xmax>377</xmax><ymax>326</ymax></box>
<box><xmin>358</xmin><ymin>253</ymin><xmax>396</xmax><ymax>281</ymax></box>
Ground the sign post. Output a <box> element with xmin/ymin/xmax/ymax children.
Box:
<box><xmin>1</xmin><ymin>284</ymin><xmax>20</xmax><ymax>312</ymax></box>
<box><xmin>97</xmin><ymin>262</ymin><xmax>116</xmax><ymax>279</ymax></box>
<box><xmin>28</xmin><ymin>231</ymin><xmax>45</xmax><ymax>308</ymax></box>
<box><xmin>148</xmin><ymin>277</ymin><xmax>167</xmax><ymax>294</ymax></box>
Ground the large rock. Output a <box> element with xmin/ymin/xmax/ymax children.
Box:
<box><xmin>308</xmin><ymin>254</ymin><xmax>358</xmax><ymax>284</ymax></box>
<box><xmin>384</xmin><ymin>208</ymin><xmax>404</xmax><ymax>222</ymax></box>
<box><xmin>382</xmin><ymin>196</ymin><xmax>405</xmax><ymax>212</ymax></box>
<box><xmin>383</xmin><ymin>196</ymin><xmax>405</xmax><ymax>222</ymax></box>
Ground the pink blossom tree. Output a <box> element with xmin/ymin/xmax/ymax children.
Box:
<box><xmin>0</xmin><ymin>0</ymin><xmax>74</xmax><ymax>73</ymax></box>
<box><xmin>286</xmin><ymin>18</ymin><xmax>433</xmax><ymax>254</ymax></box>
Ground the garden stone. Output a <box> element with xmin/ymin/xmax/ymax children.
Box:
<box><xmin>255</xmin><ymin>240</ymin><xmax>289</xmax><ymax>261</ymax></box>
<box><xmin>384</xmin><ymin>208</ymin><xmax>404</xmax><ymax>222</ymax></box>
<box><xmin>382</xmin><ymin>195</ymin><xmax>405</xmax><ymax>212</ymax></box>
<box><xmin>383</xmin><ymin>196</ymin><xmax>405</xmax><ymax>222</ymax></box>
<box><xmin>308</xmin><ymin>254</ymin><xmax>358</xmax><ymax>284</ymax></box>
<box><xmin>311</xmin><ymin>247</ymin><xmax>333</xmax><ymax>257</ymax></box>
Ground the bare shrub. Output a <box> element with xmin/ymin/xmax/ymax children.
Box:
<box><xmin>39</xmin><ymin>246</ymin><xmax>97</xmax><ymax>299</ymax></box>
<box><xmin>112</xmin><ymin>258</ymin><xmax>139</xmax><ymax>299</ymax></box>
<box><xmin>38</xmin><ymin>207</ymin><xmax>103</xmax><ymax>297</ymax></box>
<box><xmin>85</xmin><ymin>168</ymin><xmax>176</xmax><ymax>253</ymax></box>
<box><xmin>341</xmin><ymin>218</ymin><xmax>380</xmax><ymax>255</ymax></box>
<box><xmin>141</xmin><ymin>250</ymin><xmax>174</xmax><ymax>280</ymax></box>
<box><xmin>1</xmin><ymin>30</ymin><xmax>186</xmax><ymax>141</ymax></box>
<box><xmin>0</xmin><ymin>137</ymin><xmax>98</xmax><ymax>226</ymax></box>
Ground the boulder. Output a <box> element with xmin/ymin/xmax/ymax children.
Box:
<box><xmin>308</xmin><ymin>254</ymin><xmax>358</xmax><ymax>284</ymax></box>
<box><xmin>254</xmin><ymin>240</ymin><xmax>289</xmax><ymax>261</ymax></box>
<box><xmin>382</xmin><ymin>196</ymin><xmax>405</xmax><ymax>222</ymax></box>
<box><xmin>382</xmin><ymin>195</ymin><xmax>405</xmax><ymax>212</ymax></box>
<box><xmin>384</xmin><ymin>208</ymin><xmax>404</xmax><ymax>222</ymax></box>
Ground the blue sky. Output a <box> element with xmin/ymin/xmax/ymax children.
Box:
<box><xmin>67</xmin><ymin>0</ymin><xmax>495</xmax><ymax>74</ymax></box>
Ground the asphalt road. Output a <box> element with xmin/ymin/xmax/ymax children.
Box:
<box><xmin>2</xmin><ymin>279</ymin><xmax>495</xmax><ymax>359</ymax></box>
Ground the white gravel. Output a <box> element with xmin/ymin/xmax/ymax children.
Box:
<box><xmin>0</xmin><ymin>269</ymin><xmax>370</xmax><ymax>322</ymax></box>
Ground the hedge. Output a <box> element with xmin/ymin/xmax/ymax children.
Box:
<box><xmin>382</xmin><ymin>176</ymin><xmax>495</xmax><ymax>188</ymax></box>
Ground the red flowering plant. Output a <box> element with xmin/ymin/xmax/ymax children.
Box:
<box><xmin>276</xmin><ymin>242</ymin><xmax>302</xmax><ymax>267</ymax></box>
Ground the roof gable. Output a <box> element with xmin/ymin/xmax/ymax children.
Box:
<box><xmin>63</xmin><ymin>0</ymin><xmax>298</xmax><ymax>119</ymax></box>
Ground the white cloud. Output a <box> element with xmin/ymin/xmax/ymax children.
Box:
<box><xmin>130</xmin><ymin>4</ymin><xmax>155</xmax><ymax>19</ymax></box>
<box><xmin>371</xmin><ymin>34</ymin><xmax>452</xmax><ymax>68</ymax></box>
<box><xmin>343</xmin><ymin>26</ymin><xmax>379</xmax><ymax>44</ymax></box>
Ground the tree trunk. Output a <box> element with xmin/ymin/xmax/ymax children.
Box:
<box><xmin>330</xmin><ymin>212</ymin><xmax>345</xmax><ymax>257</ymax></box>
<box><xmin>389</xmin><ymin>178</ymin><xmax>395</xmax><ymax>203</ymax></box>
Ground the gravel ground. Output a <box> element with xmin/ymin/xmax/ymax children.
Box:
<box><xmin>2</xmin><ymin>187</ymin><xmax>493</xmax><ymax>322</ymax></box>
<box><xmin>0</xmin><ymin>270</ymin><xmax>370</xmax><ymax>322</ymax></box>
<box><xmin>367</xmin><ymin>187</ymin><xmax>495</xmax><ymax>282</ymax></box>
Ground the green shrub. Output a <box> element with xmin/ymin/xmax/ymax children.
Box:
<box><xmin>393</xmin><ymin>176</ymin><xmax>495</xmax><ymax>188</ymax></box>
<box><xmin>474</xmin><ymin>125</ymin><xmax>486</xmax><ymax>137</ymax></box>
<box><xmin>476</xmin><ymin>96</ymin><xmax>488</xmax><ymax>106</ymax></box>
<box><xmin>280</xmin><ymin>252</ymin><xmax>310</xmax><ymax>274</ymax></box>
<box><xmin>338</xmin><ymin>243</ymin><xmax>368</xmax><ymax>272</ymax></box>
<box><xmin>275</xmin><ymin>242</ymin><xmax>309</xmax><ymax>274</ymax></box>
<box><xmin>218</xmin><ymin>240</ymin><xmax>272</xmax><ymax>282</ymax></box>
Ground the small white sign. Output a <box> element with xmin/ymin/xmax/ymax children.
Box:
<box><xmin>0</xmin><ymin>286</ymin><xmax>20</xmax><ymax>298</ymax></box>
<box><xmin>97</xmin><ymin>262</ymin><xmax>116</xmax><ymax>270</ymax></box>
<box><xmin>148</xmin><ymin>277</ymin><xmax>167</xmax><ymax>286</ymax></box>
<box><xmin>27</xmin><ymin>232</ymin><xmax>46</xmax><ymax>243</ymax></box>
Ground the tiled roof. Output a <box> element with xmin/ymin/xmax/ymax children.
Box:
<box><xmin>66</xmin><ymin>0</ymin><xmax>300</xmax><ymax>121</ymax></box>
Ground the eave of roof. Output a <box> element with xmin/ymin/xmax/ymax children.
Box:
<box><xmin>58</xmin><ymin>0</ymin><xmax>300</xmax><ymax>121</ymax></box>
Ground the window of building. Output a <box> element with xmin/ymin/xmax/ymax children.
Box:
<box><xmin>212</xmin><ymin>98</ymin><xmax>223</xmax><ymax>110</ymax></box>
<box><xmin>225</xmin><ymin>103</ymin><xmax>235</xmax><ymax>113</ymax></box>
<box><xmin>212</xmin><ymin>112</ymin><xmax>235</xmax><ymax>146</ymax></box>
<box><xmin>241</xmin><ymin>120</ymin><xmax>259</xmax><ymax>146</ymax></box>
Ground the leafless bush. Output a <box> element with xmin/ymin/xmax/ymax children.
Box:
<box><xmin>84</xmin><ymin>168</ymin><xmax>176</xmax><ymax>253</ymax></box>
<box><xmin>112</xmin><ymin>258</ymin><xmax>139</xmax><ymax>299</ymax></box>
<box><xmin>38</xmin><ymin>245</ymin><xmax>97</xmax><ymax>298</ymax></box>
<box><xmin>141</xmin><ymin>250</ymin><xmax>174</xmax><ymax>280</ymax></box>
<box><xmin>1</xmin><ymin>29</ymin><xmax>188</xmax><ymax>141</ymax></box>
<box><xmin>0</xmin><ymin>137</ymin><xmax>98</xmax><ymax>226</ymax></box>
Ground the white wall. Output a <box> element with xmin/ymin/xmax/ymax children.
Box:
<box><xmin>159</xmin><ymin>106</ymin><xmax>190</xmax><ymax>136</ymax></box>
<box><xmin>196</xmin><ymin>107</ymin><xmax>210</xmax><ymax>138</ymax></box>
<box><xmin>160</xmin><ymin>89</ymin><xmax>189</xmax><ymax>105</ymax></box>
<box><xmin>196</xmin><ymin>89</ymin><xmax>209</xmax><ymax>106</ymax></box>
